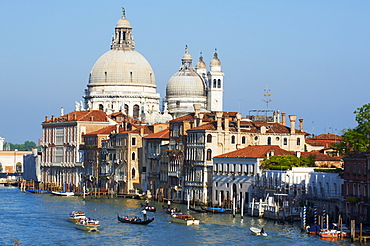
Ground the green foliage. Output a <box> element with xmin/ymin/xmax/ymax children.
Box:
<box><xmin>333</xmin><ymin>103</ymin><xmax>370</xmax><ymax>154</ymax></box>
<box><xmin>3</xmin><ymin>141</ymin><xmax>38</xmax><ymax>151</ymax></box>
<box><xmin>262</xmin><ymin>154</ymin><xmax>316</xmax><ymax>170</ymax></box>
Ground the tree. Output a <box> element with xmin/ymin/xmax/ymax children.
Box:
<box><xmin>3</xmin><ymin>141</ymin><xmax>38</xmax><ymax>151</ymax></box>
<box><xmin>332</xmin><ymin>103</ymin><xmax>370</xmax><ymax>154</ymax></box>
<box><xmin>262</xmin><ymin>154</ymin><xmax>316</xmax><ymax>170</ymax></box>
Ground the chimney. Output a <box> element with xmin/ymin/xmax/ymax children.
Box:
<box><xmin>276</xmin><ymin>110</ymin><xmax>281</xmax><ymax>123</ymax></box>
<box><xmin>299</xmin><ymin>118</ymin><xmax>303</xmax><ymax>131</ymax></box>
<box><xmin>199</xmin><ymin>113</ymin><xmax>204</xmax><ymax>126</ymax></box>
<box><xmin>289</xmin><ymin>115</ymin><xmax>297</xmax><ymax>134</ymax></box>
<box><xmin>270</xmin><ymin>150</ymin><xmax>275</xmax><ymax>156</ymax></box>
<box><xmin>236</xmin><ymin>113</ymin><xmax>241</xmax><ymax>132</ymax></box>
<box><xmin>90</xmin><ymin>116</ymin><xmax>94</xmax><ymax>121</ymax></box>
<box><xmin>216</xmin><ymin>112</ymin><xmax>223</xmax><ymax>131</ymax></box>
<box><xmin>51</xmin><ymin>115</ymin><xmax>55</xmax><ymax>121</ymax></box>
<box><xmin>140</xmin><ymin>127</ymin><xmax>144</xmax><ymax>136</ymax></box>
<box><xmin>45</xmin><ymin>116</ymin><xmax>49</xmax><ymax>122</ymax></box>
<box><xmin>66</xmin><ymin>114</ymin><xmax>69</xmax><ymax>121</ymax></box>
<box><xmin>281</xmin><ymin>112</ymin><xmax>286</xmax><ymax>126</ymax></box>
<box><xmin>224</xmin><ymin>114</ymin><xmax>229</xmax><ymax>132</ymax></box>
<box><xmin>193</xmin><ymin>104</ymin><xmax>201</xmax><ymax>118</ymax></box>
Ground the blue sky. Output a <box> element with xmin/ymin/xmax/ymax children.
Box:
<box><xmin>0</xmin><ymin>1</ymin><xmax>369</xmax><ymax>143</ymax></box>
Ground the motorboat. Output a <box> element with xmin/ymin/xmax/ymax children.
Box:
<box><xmin>117</xmin><ymin>215</ymin><xmax>154</xmax><ymax>225</ymax></box>
<box><xmin>51</xmin><ymin>191</ymin><xmax>74</xmax><ymax>196</ymax></box>
<box><xmin>75</xmin><ymin>218</ymin><xmax>100</xmax><ymax>231</ymax></box>
<box><xmin>162</xmin><ymin>206</ymin><xmax>181</xmax><ymax>214</ymax></box>
<box><xmin>170</xmin><ymin>213</ymin><xmax>199</xmax><ymax>225</ymax></box>
<box><xmin>205</xmin><ymin>207</ymin><xmax>232</xmax><ymax>214</ymax></box>
<box><xmin>68</xmin><ymin>211</ymin><xmax>86</xmax><ymax>223</ymax></box>
<box><xmin>250</xmin><ymin>227</ymin><xmax>267</xmax><ymax>236</ymax></box>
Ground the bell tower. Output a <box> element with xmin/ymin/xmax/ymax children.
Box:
<box><xmin>207</xmin><ymin>49</ymin><xmax>224</xmax><ymax>111</ymax></box>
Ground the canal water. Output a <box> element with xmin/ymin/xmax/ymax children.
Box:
<box><xmin>0</xmin><ymin>187</ymin><xmax>352</xmax><ymax>246</ymax></box>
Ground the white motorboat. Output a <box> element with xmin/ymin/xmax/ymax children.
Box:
<box><xmin>51</xmin><ymin>191</ymin><xmax>75</xmax><ymax>196</ymax></box>
<box><xmin>75</xmin><ymin>218</ymin><xmax>100</xmax><ymax>232</ymax></box>
<box><xmin>170</xmin><ymin>213</ymin><xmax>199</xmax><ymax>225</ymax></box>
<box><xmin>250</xmin><ymin>227</ymin><xmax>267</xmax><ymax>236</ymax></box>
<box><xmin>68</xmin><ymin>211</ymin><xmax>86</xmax><ymax>223</ymax></box>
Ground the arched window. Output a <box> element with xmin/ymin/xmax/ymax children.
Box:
<box><xmin>217</xmin><ymin>79</ymin><xmax>221</xmax><ymax>88</ymax></box>
<box><xmin>297</xmin><ymin>138</ymin><xmax>301</xmax><ymax>146</ymax></box>
<box><xmin>213</xmin><ymin>79</ymin><xmax>217</xmax><ymax>88</ymax></box>
<box><xmin>133</xmin><ymin>105</ymin><xmax>140</xmax><ymax>119</ymax></box>
<box><xmin>124</xmin><ymin>104</ymin><xmax>129</xmax><ymax>115</ymax></box>
<box><xmin>267</xmin><ymin>137</ymin><xmax>272</xmax><ymax>145</ymax></box>
<box><xmin>207</xmin><ymin>134</ymin><xmax>212</xmax><ymax>143</ymax></box>
<box><xmin>207</xmin><ymin>149</ymin><xmax>212</xmax><ymax>161</ymax></box>
<box><xmin>132</xmin><ymin>168</ymin><xmax>136</xmax><ymax>179</ymax></box>
<box><xmin>132</xmin><ymin>152</ymin><xmax>136</xmax><ymax>160</ymax></box>
<box><xmin>99</xmin><ymin>104</ymin><xmax>104</xmax><ymax>111</ymax></box>
<box><xmin>231</xmin><ymin>135</ymin><xmax>236</xmax><ymax>144</ymax></box>
<box><xmin>242</xmin><ymin>136</ymin><xmax>246</xmax><ymax>144</ymax></box>
<box><xmin>283</xmin><ymin>138</ymin><xmax>288</xmax><ymax>145</ymax></box>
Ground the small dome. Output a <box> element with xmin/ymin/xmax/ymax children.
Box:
<box><xmin>196</xmin><ymin>56</ymin><xmax>206</xmax><ymax>69</ymax></box>
<box><xmin>116</xmin><ymin>18</ymin><xmax>131</xmax><ymax>28</ymax></box>
<box><xmin>166</xmin><ymin>70</ymin><xmax>206</xmax><ymax>98</ymax></box>
<box><xmin>210</xmin><ymin>51</ymin><xmax>221</xmax><ymax>67</ymax></box>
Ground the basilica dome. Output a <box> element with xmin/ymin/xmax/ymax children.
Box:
<box><xmin>88</xmin><ymin>49</ymin><xmax>156</xmax><ymax>86</ymax></box>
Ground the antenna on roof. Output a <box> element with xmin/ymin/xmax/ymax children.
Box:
<box><xmin>262</xmin><ymin>87</ymin><xmax>273</xmax><ymax>108</ymax></box>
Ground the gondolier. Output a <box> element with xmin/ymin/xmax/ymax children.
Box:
<box><xmin>142</xmin><ymin>209</ymin><xmax>147</xmax><ymax>221</ymax></box>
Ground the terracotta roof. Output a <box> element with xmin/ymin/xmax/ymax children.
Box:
<box><xmin>300</xmin><ymin>152</ymin><xmax>341</xmax><ymax>161</ymax></box>
<box><xmin>84</xmin><ymin>125</ymin><xmax>123</xmax><ymax>136</ymax></box>
<box><xmin>305</xmin><ymin>139</ymin><xmax>341</xmax><ymax>148</ymax></box>
<box><xmin>214</xmin><ymin>145</ymin><xmax>292</xmax><ymax>159</ymax></box>
<box><xmin>309</xmin><ymin>133</ymin><xmax>343</xmax><ymax>141</ymax></box>
<box><xmin>144</xmin><ymin>128</ymin><xmax>170</xmax><ymax>139</ymax></box>
<box><xmin>44</xmin><ymin>110</ymin><xmax>109</xmax><ymax>123</ymax></box>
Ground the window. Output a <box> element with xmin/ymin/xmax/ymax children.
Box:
<box><xmin>267</xmin><ymin>137</ymin><xmax>271</xmax><ymax>145</ymax></box>
<box><xmin>297</xmin><ymin>138</ymin><xmax>301</xmax><ymax>146</ymax></box>
<box><xmin>242</xmin><ymin>136</ymin><xmax>246</xmax><ymax>144</ymax></box>
<box><xmin>132</xmin><ymin>137</ymin><xmax>136</xmax><ymax>146</ymax></box>
<box><xmin>133</xmin><ymin>104</ymin><xmax>140</xmax><ymax>119</ymax></box>
<box><xmin>124</xmin><ymin>104</ymin><xmax>129</xmax><ymax>115</ymax></box>
<box><xmin>217</xmin><ymin>79</ymin><xmax>221</xmax><ymax>88</ymax></box>
<box><xmin>132</xmin><ymin>152</ymin><xmax>136</xmax><ymax>160</ymax></box>
<box><xmin>207</xmin><ymin>134</ymin><xmax>212</xmax><ymax>143</ymax></box>
<box><xmin>283</xmin><ymin>138</ymin><xmax>288</xmax><ymax>145</ymax></box>
<box><xmin>207</xmin><ymin>149</ymin><xmax>212</xmax><ymax>161</ymax></box>
<box><xmin>132</xmin><ymin>168</ymin><xmax>136</xmax><ymax>179</ymax></box>
<box><xmin>213</xmin><ymin>79</ymin><xmax>217</xmax><ymax>88</ymax></box>
<box><xmin>99</xmin><ymin>104</ymin><xmax>104</xmax><ymax>111</ymax></box>
<box><xmin>231</xmin><ymin>135</ymin><xmax>236</xmax><ymax>144</ymax></box>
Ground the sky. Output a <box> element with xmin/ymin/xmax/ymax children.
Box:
<box><xmin>0</xmin><ymin>0</ymin><xmax>369</xmax><ymax>144</ymax></box>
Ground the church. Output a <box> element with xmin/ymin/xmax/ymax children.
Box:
<box><xmin>81</xmin><ymin>8</ymin><xmax>224</xmax><ymax>121</ymax></box>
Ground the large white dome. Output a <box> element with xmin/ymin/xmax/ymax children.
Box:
<box><xmin>88</xmin><ymin>49</ymin><xmax>156</xmax><ymax>87</ymax></box>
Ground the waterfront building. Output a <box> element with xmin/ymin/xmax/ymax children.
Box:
<box><xmin>142</xmin><ymin>128</ymin><xmax>170</xmax><ymax>197</ymax></box>
<box><xmin>343</xmin><ymin>152</ymin><xmax>370</xmax><ymax>225</ymax></box>
<box><xmin>23</xmin><ymin>149</ymin><xmax>42</xmax><ymax>182</ymax></box>
<box><xmin>305</xmin><ymin>133</ymin><xmax>343</xmax><ymax>156</ymax></box>
<box><xmin>40</xmin><ymin>110</ymin><xmax>115</xmax><ymax>191</ymax></box>
<box><xmin>183</xmin><ymin>110</ymin><xmax>307</xmax><ymax>204</ymax></box>
<box><xmin>0</xmin><ymin>148</ymin><xmax>32</xmax><ymax>173</ymax></box>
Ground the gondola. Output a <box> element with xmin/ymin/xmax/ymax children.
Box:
<box><xmin>141</xmin><ymin>204</ymin><xmax>156</xmax><ymax>212</ymax></box>
<box><xmin>117</xmin><ymin>215</ymin><xmax>154</xmax><ymax>225</ymax></box>
<box><xmin>189</xmin><ymin>207</ymin><xmax>207</xmax><ymax>213</ymax></box>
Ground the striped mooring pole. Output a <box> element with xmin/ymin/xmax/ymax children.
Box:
<box><xmin>302</xmin><ymin>206</ymin><xmax>307</xmax><ymax>229</ymax></box>
<box><xmin>314</xmin><ymin>205</ymin><xmax>318</xmax><ymax>225</ymax></box>
<box><xmin>323</xmin><ymin>205</ymin><xmax>326</xmax><ymax>226</ymax></box>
